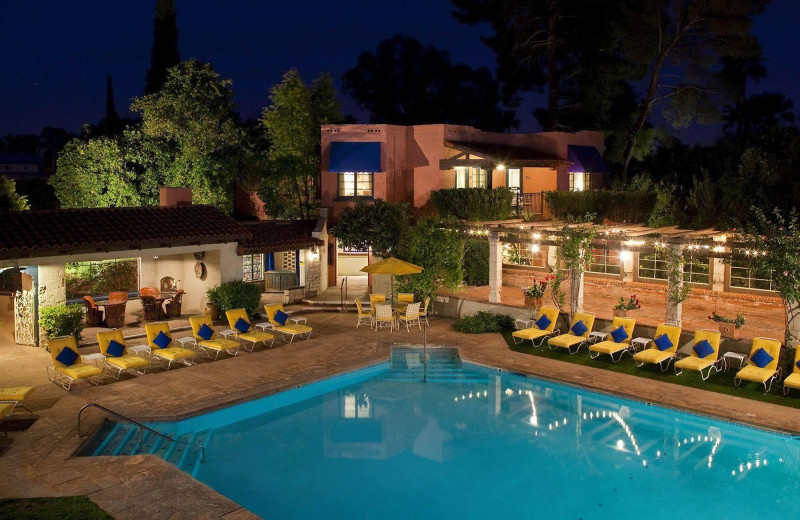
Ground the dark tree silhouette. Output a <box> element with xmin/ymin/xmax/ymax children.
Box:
<box><xmin>144</xmin><ymin>0</ymin><xmax>180</xmax><ymax>94</ymax></box>
<box><xmin>342</xmin><ymin>35</ymin><xmax>516</xmax><ymax>132</ymax></box>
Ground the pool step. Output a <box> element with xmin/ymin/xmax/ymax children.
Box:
<box><xmin>80</xmin><ymin>422</ymin><xmax>209</xmax><ymax>473</ymax></box>
<box><xmin>385</xmin><ymin>347</ymin><xmax>482</xmax><ymax>383</ymax></box>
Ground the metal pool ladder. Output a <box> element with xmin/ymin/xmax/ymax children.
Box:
<box><xmin>77</xmin><ymin>403</ymin><xmax>205</xmax><ymax>462</ymax></box>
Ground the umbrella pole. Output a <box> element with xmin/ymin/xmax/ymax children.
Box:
<box><xmin>423</xmin><ymin>319</ymin><xmax>427</xmax><ymax>383</ymax></box>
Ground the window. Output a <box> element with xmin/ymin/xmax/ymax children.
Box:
<box><xmin>503</xmin><ymin>243</ymin><xmax>548</xmax><ymax>267</ymax></box>
<box><xmin>338</xmin><ymin>172</ymin><xmax>373</xmax><ymax>197</ymax></box>
<box><xmin>342</xmin><ymin>392</ymin><xmax>371</xmax><ymax>419</ymax></box>
<box><xmin>588</xmin><ymin>249</ymin><xmax>620</xmax><ymax>275</ymax></box>
<box><xmin>684</xmin><ymin>257</ymin><xmax>710</xmax><ymax>285</ymax></box>
<box><xmin>455</xmin><ymin>167</ymin><xmax>488</xmax><ymax>188</ymax></box>
<box><xmin>638</xmin><ymin>253</ymin><xmax>710</xmax><ymax>284</ymax></box>
<box><xmin>65</xmin><ymin>259</ymin><xmax>138</xmax><ymax>299</ymax></box>
<box><xmin>242</xmin><ymin>254</ymin><xmax>264</xmax><ymax>282</ymax></box>
<box><xmin>507</xmin><ymin>168</ymin><xmax>521</xmax><ymax>191</ymax></box>
<box><xmin>730</xmin><ymin>258</ymin><xmax>774</xmax><ymax>291</ymax></box>
<box><xmin>569</xmin><ymin>171</ymin><xmax>590</xmax><ymax>192</ymax></box>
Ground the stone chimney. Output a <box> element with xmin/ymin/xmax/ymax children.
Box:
<box><xmin>159</xmin><ymin>187</ymin><xmax>192</xmax><ymax>207</ymax></box>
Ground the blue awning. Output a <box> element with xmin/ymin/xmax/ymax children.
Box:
<box><xmin>328</xmin><ymin>142</ymin><xmax>381</xmax><ymax>172</ymax></box>
<box><xmin>568</xmin><ymin>145</ymin><xmax>610</xmax><ymax>174</ymax></box>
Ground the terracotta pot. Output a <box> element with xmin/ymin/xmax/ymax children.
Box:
<box><xmin>613</xmin><ymin>309</ymin><xmax>629</xmax><ymax>318</ymax></box>
<box><xmin>206</xmin><ymin>302</ymin><xmax>221</xmax><ymax>321</ymax></box>
<box><xmin>718</xmin><ymin>322</ymin><xmax>739</xmax><ymax>339</ymax></box>
<box><xmin>524</xmin><ymin>296</ymin><xmax>542</xmax><ymax>309</ymax></box>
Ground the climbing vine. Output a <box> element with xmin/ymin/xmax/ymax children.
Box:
<box><xmin>551</xmin><ymin>214</ymin><xmax>598</xmax><ymax>319</ymax></box>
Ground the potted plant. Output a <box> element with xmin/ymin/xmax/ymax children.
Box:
<box><xmin>613</xmin><ymin>294</ymin><xmax>641</xmax><ymax>317</ymax></box>
<box><xmin>522</xmin><ymin>274</ymin><xmax>553</xmax><ymax>309</ymax></box>
<box><xmin>709</xmin><ymin>311</ymin><xmax>746</xmax><ymax>339</ymax></box>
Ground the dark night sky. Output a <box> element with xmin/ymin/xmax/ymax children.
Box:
<box><xmin>1</xmin><ymin>0</ymin><xmax>798</xmax><ymax>141</ymax></box>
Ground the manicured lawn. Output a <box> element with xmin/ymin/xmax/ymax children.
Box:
<box><xmin>501</xmin><ymin>331</ymin><xmax>800</xmax><ymax>409</ymax></box>
<box><xmin>0</xmin><ymin>496</ymin><xmax>112</xmax><ymax>519</ymax></box>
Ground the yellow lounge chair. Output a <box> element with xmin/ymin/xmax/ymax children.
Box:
<box><xmin>144</xmin><ymin>322</ymin><xmax>196</xmax><ymax>369</ymax></box>
<box><xmin>190</xmin><ymin>315</ymin><xmax>241</xmax><ymax>358</ymax></box>
<box><xmin>0</xmin><ymin>403</ymin><xmax>15</xmax><ymax>437</ymax></box>
<box><xmin>589</xmin><ymin>317</ymin><xmax>637</xmax><ymax>363</ymax></box>
<box><xmin>264</xmin><ymin>304</ymin><xmax>313</xmax><ymax>342</ymax></box>
<box><xmin>735</xmin><ymin>337</ymin><xmax>782</xmax><ymax>393</ymax></box>
<box><xmin>548</xmin><ymin>312</ymin><xmax>596</xmax><ymax>354</ymax></box>
<box><xmin>47</xmin><ymin>336</ymin><xmax>103</xmax><ymax>390</ymax></box>
<box><xmin>0</xmin><ymin>387</ymin><xmax>35</xmax><ymax>413</ymax></box>
<box><xmin>633</xmin><ymin>323</ymin><xmax>683</xmax><ymax>372</ymax></box>
<box><xmin>783</xmin><ymin>346</ymin><xmax>800</xmax><ymax>396</ymax></box>
<box><xmin>355</xmin><ymin>299</ymin><xmax>374</xmax><ymax>329</ymax></box>
<box><xmin>512</xmin><ymin>306</ymin><xmax>560</xmax><ymax>347</ymax></box>
<box><xmin>674</xmin><ymin>329</ymin><xmax>722</xmax><ymax>380</ymax></box>
<box><xmin>96</xmin><ymin>330</ymin><xmax>150</xmax><ymax>378</ymax></box>
<box><xmin>225</xmin><ymin>308</ymin><xmax>274</xmax><ymax>351</ymax></box>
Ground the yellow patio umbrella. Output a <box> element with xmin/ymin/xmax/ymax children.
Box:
<box><xmin>360</xmin><ymin>257</ymin><xmax>423</xmax><ymax>302</ymax></box>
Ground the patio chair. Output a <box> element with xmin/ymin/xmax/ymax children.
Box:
<box><xmin>82</xmin><ymin>296</ymin><xmax>104</xmax><ymax>327</ymax></box>
<box><xmin>734</xmin><ymin>337</ymin><xmax>782</xmax><ymax>393</ymax></box>
<box><xmin>783</xmin><ymin>347</ymin><xmax>800</xmax><ymax>396</ymax></box>
<box><xmin>144</xmin><ymin>322</ymin><xmax>196</xmax><ymax>369</ymax></box>
<box><xmin>225</xmin><ymin>308</ymin><xmax>274</xmax><ymax>351</ymax></box>
<box><xmin>633</xmin><ymin>323</ymin><xmax>683</xmax><ymax>372</ymax></box>
<box><xmin>189</xmin><ymin>315</ymin><xmax>241</xmax><ymax>358</ymax></box>
<box><xmin>264</xmin><ymin>304</ymin><xmax>313</xmax><ymax>343</ymax></box>
<box><xmin>369</xmin><ymin>294</ymin><xmax>386</xmax><ymax>309</ymax></box>
<box><xmin>548</xmin><ymin>312</ymin><xmax>596</xmax><ymax>354</ymax></box>
<box><xmin>512</xmin><ymin>306</ymin><xmax>560</xmax><ymax>347</ymax></box>
<box><xmin>355</xmin><ymin>299</ymin><xmax>374</xmax><ymax>329</ymax></box>
<box><xmin>140</xmin><ymin>295</ymin><xmax>165</xmax><ymax>322</ymax></box>
<box><xmin>108</xmin><ymin>291</ymin><xmax>129</xmax><ymax>303</ymax></box>
<box><xmin>0</xmin><ymin>387</ymin><xmax>36</xmax><ymax>413</ymax></box>
<box><xmin>374</xmin><ymin>303</ymin><xmax>395</xmax><ymax>332</ymax></box>
<box><xmin>419</xmin><ymin>296</ymin><xmax>431</xmax><ymax>326</ymax></box>
<box><xmin>589</xmin><ymin>317</ymin><xmax>637</xmax><ymax>363</ymax></box>
<box><xmin>46</xmin><ymin>336</ymin><xmax>103</xmax><ymax>391</ymax></box>
<box><xmin>96</xmin><ymin>330</ymin><xmax>150</xmax><ymax>378</ymax></box>
<box><xmin>165</xmin><ymin>289</ymin><xmax>184</xmax><ymax>318</ymax></box>
<box><xmin>398</xmin><ymin>302</ymin><xmax>421</xmax><ymax>331</ymax></box>
<box><xmin>674</xmin><ymin>329</ymin><xmax>722</xmax><ymax>380</ymax></box>
<box><xmin>103</xmin><ymin>302</ymin><xmax>127</xmax><ymax>328</ymax></box>
<box><xmin>139</xmin><ymin>287</ymin><xmax>159</xmax><ymax>298</ymax></box>
<box><xmin>398</xmin><ymin>293</ymin><xmax>414</xmax><ymax>303</ymax></box>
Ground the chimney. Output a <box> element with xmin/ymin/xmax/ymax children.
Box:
<box><xmin>160</xmin><ymin>187</ymin><xmax>192</xmax><ymax>207</ymax></box>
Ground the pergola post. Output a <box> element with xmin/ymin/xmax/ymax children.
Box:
<box><xmin>569</xmin><ymin>248</ymin><xmax>586</xmax><ymax>316</ymax></box>
<box><xmin>489</xmin><ymin>231</ymin><xmax>502</xmax><ymax>303</ymax></box>
<box><xmin>665</xmin><ymin>244</ymin><xmax>684</xmax><ymax>326</ymax></box>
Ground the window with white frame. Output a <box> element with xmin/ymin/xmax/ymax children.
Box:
<box><xmin>455</xmin><ymin>166</ymin><xmax>488</xmax><ymax>188</ymax></box>
<box><xmin>638</xmin><ymin>253</ymin><xmax>709</xmax><ymax>284</ymax></box>
<box><xmin>730</xmin><ymin>258</ymin><xmax>774</xmax><ymax>291</ymax></box>
<box><xmin>342</xmin><ymin>392</ymin><xmax>371</xmax><ymax>419</ymax></box>
<box><xmin>507</xmin><ymin>168</ymin><xmax>521</xmax><ymax>191</ymax></box>
<box><xmin>338</xmin><ymin>172</ymin><xmax>373</xmax><ymax>197</ymax></box>
<box><xmin>503</xmin><ymin>243</ymin><xmax>548</xmax><ymax>267</ymax></box>
<box><xmin>588</xmin><ymin>248</ymin><xmax>621</xmax><ymax>275</ymax></box>
<box><xmin>569</xmin><ymin>171</ymin><xmax>590</xmax><ymax>192</ymax></box>
<box><xmin>242</xmin><ymin>254</ymin><xmax>264</xmax><ymax>282</ymax></box>
<box><xmin>684</xmin><ymin>256</ymin><xmax>710</xmax><ymax>285</ymax></box>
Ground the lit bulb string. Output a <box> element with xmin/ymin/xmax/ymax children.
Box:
<box><xmin>582</xmin><ymin>409</ymin><xmax>649</xmax><ymax>467</ymax></box>
<box><xmin>676</xmin><ymin>434</ymin><xmax>722</xmax><ymax>469</ymax></box>
<box><xmin>453</xmin><ymin>389</ymin><xmax>489</xmax><ymax>402</ymax></box>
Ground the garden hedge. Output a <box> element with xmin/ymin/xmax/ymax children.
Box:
<box><xmin>431</xmin><ymin>187</ymin><xmax>513</xmax><ymax>221</ymax></box>
<box><xmin>543</xmin><ymin>190</ymin><xmax>656</xmax><ymax>223</ymax></box>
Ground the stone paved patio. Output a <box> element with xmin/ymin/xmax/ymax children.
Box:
<box><xmin>3</xmin><ymin>309</ymin><xmax>800</xmax><ymax>518</ymax></box>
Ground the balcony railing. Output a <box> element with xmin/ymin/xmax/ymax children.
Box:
<box><xmin>512</xmin><ymin>191</ymin><xmax>551</xmax><ymax>220</ymax></box>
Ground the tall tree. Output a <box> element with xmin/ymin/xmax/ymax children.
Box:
<box><xmin>0</xmin><ymin>176</ymin><xmax>28</xmax><ymax>211</ymax></box>
<box><xmin>259</xmin><ymin>69</ymin><xmax>342</xmax><ymax>219</ymax></box>
<box><xmin>144</xmin><ymin>0</ymin><xmax>180</xmax><ymax>94</ymax></box>
<box><xmin>342</xmin><ymin>35</ymin><xmax>516</xmax><ymax>131</ymax></box>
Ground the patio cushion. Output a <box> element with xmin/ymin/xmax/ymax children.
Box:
<box><xmin>750</xmin><ymin>347</ymin><xmax>773</xmax><ymax>369</ymax></box>
<box><xmin>153</xmin><ymin>331</ymin><xmax>172</xmax><ymax>349</ymax></box>
<box><xmin>106</xmin><ymin>340</ymin><xmax>125</xmax><ymax>357</ymax></box>
<box><xmin>106</xmin><ymin>356</ymin><xmax>149</xmax><ymax>370</ymax></box>
<box><xmin>570</xmin><ymin>320</ymin><xmax>588</xmax><ymax>336</ymax></box>
<box><xmin>238</xmin><ymin>331</ymin><xmax>274</xmax><ymax>343</ymax></box>
<box><xmin>55</xmin><ymin>346</ymin><xmax>79</xmax><ymax>367</ymax></box>
<box><xmin>153</xmin><ymin>347</ymin><xmax>195</xmax><ymax>361</ymax></box>
<box><xmin>610</xmin><ymin>326</ymin><xmax>628</xmax><ymax>343</ymax></box>
<box><xmin>56</xmin><ymin>363</ymin><xmax>102</xmax><ymax>379</ymax></box>
<box><xmin>277</xmin><ymin>323</ymin><xmax>312</xmax><ymax>335</ymax></box>
<box><xmin>693</xmin><ymin>339</ymin><xmax>714</xmax><ymax>358</ymax></box>
<box><xmin>654</xmin><ymin>334</ymin><xmax>673</xmax><ymax>351</ymax></box>
<box><xmin>274</xmin><ymin>310</ymin><xmax>289</xmax><ymax>326</ymax></box>
<box><xmin>796</xmin><ymin>359</ymin><xmax>800</xmax><ymax>371</ymax></box>
<box><xmin>0</xmin><ymin>387</ymin><xmax>35</xmax><ymax>403</ymax></box>
<box><xmin>534</xmin><ymin>314</ymin><xmax>551</xmax><ymax>331</ymax></box>
<box><xmin>199</xmin><ymin>338</ymin><xmax>240</xmax><ymax>350</ymax></box>
<box><xmin>198</xmin><ymin>324</ymin><xmax>214</xmax><ymax>341</ymax></box>
<box><xmin>235</xmin><ymin>318</ymin><xmax>251</xmax><ymax>333</ymax></box>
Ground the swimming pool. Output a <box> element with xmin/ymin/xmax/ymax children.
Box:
<box><xmin>83</xmin><ymin>352</ymin><xmax>800</xmax><ymax>519</ymax></box>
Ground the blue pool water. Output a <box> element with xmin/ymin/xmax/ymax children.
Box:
<box><xmin>87</xmin><ymin>356</ymin><xmax>800</xmax><ymax>519</ymax></box>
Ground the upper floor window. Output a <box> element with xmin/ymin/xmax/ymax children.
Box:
<box><xmin>569</xmin><ymin>171</ymin><xmax>590</xmax><ymax>192</ymax></box>
<box><xmin>455</xmin><ymin>167</ymin><xmax>488</xmax><ymax>189</ymax></box>
<box><xmin>338</xmin><ymin>172</ymin><xmax>373</xmax><ymax>197</ymax></box>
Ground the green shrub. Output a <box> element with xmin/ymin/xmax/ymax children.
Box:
<box><xmin>431</xmin><ymin>188</ymin><xmax>513</xmax><ymax>221</ymax></box>
<box><xmin>463</xmin><ymin>239</ymin><xmax>489</xmax><ymax>286</ymax></box>
<box><xmin>40</xmin><ymin>304</ymin><xmax>84</xmax><ymax>341</ymax></box>
<box><xmin>543</xmin><ymin>190</ymin><xmax>656</xmax><ymax>223</ymax></box>
<box><xmin>206</xmin><ymin>281</ymin><xmax>262</xmax><ymax>316</ymax></box>
<box><xmin>452</xmin><ymin>311</ymin><xmax>515</xmax><ymax>333</ymax></box>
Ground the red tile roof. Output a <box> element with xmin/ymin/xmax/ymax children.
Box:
<box><xmin>445</xmin><ymin>140</ymin><xmax>571</xmax><ymax>167</ymax></box>
<box><xmin>237</xmin><ymin>220</ymin><xmax>324</xmax><ymax>254</ymax></box>
<box><xmin>0</xmin><ymin>205</ymin><xmax>251</xmax><ymax>260</ymax></box>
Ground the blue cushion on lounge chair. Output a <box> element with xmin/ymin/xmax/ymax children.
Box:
<box><xmin>274</xmin><ymin>310</ymin><xmax>289</xmax><ymax>326</ymax></box>
<box><xmin>693</xmin><ymin>339</ymin><xmax>714</xmax><ymax>358</ymax></box>
<box><xmin>197</xmin><ymin>324</ymin><xmax>214</xmax><ymax>341</ymax></box>
<box><xmin>654</xmin><ymin>334</ymin><xmax>673</xmax><ymax>351</ymax></box>
<box><xmin>750</xmin><ymin>347</ymin><xmax>773</xmax><ymax>368</ymax></box>
<box><xmin>153</xmin><ymin>331</ymin><xmax>171</xmax><ymax>349</ymax></box>
<box><xmin>55</xmin><ymin>346</ymin><xmax>79</xmax><ymax>366</ymax></box>
<box><xmin>534</xmin><ymin>314</ymin><xmax>551</xmax><ymax>330</ymax></box>
<box><xmin>570</xmin><ymin>320</ymin><xmax>588</xmax><ymax>336</ymax></box>
<box><xmin>796</xmin><ymin>359</ymin><xmax>800</xmax><ymax>371</ymax></box>
<box><xmin>235</xmin><ymin>317</ymin><xmax>251</xmax><ymax>333</ymax></box>
<box><xmin>610</xmin><ymin>326</ymin><xmax>628</xmax><ymax>343</ymax></box>
<box><xmin>106</xmin><ymin>339</ymin><xmax>125</xmax><ymax>357</ymax></box>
